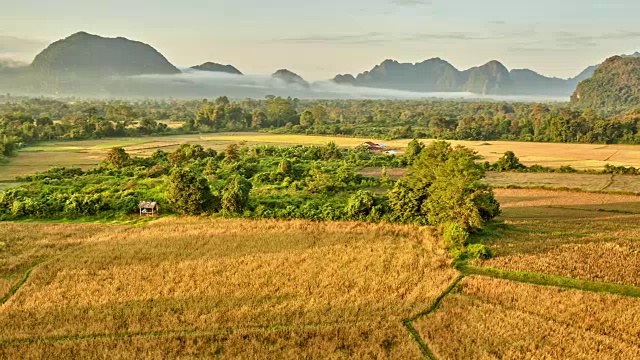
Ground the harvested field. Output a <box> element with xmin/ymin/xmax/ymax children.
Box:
<box><xmin>0</xmin><ymin>218</ymin><xmax>457</xmax><ymax>359</ymax></box>
<box><xmin>415</xmin><ymin>276</ymin><xmax>640</xmax><ymax>360</ymax></box>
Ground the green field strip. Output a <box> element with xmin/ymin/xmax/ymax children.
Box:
<box><xmin>458</xmin><ymin>265</ymin><xmax>640</xmax><ymax>298</ymax></box>
<box><xmin>403</xmin><ymin>275</ymin><xmax>465</xmax><ymax>360</ymax></box>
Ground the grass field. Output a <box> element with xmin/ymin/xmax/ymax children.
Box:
<box><xmin>0</xmin><ymin>218</ymin><xmax>458</xmax><ymax>359</ymax></box>
<box><xmin>478</xmin><ymin>188</ymin><xmax>640</xmax><ymax>286</ymax></box>
<box><xmin>414</xmin><ymin>276</ymin><xmax>640</xmax><ymax>359</ymax></box>
<box><xmin>3</xmin><ymin>133</ymin><xmax>640</xmax><ymax>180</ymax></box>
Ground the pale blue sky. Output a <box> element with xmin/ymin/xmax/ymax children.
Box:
<box><xmin>1</xmin><ymin>0</ymin><xmax>639</xmax><ymax>79</ymax></box>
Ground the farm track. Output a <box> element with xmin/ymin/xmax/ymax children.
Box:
<box><xmin>0</xmin><ymin>247</ymin><xmax>83</xmax><ymax>306</ymax></box>
<box><xmin>599</xmin><ymin>174</ymin><xmax>616</xmax><ymax>191</ymax></box>
<box><xmin>406</xmin><ymin>265</ymin><xmax>640</xmax><ymax>359</ymax></box>
<box><xmin>0</xmin><ymin>227</ymin><xmax>133</xmax><ymax>306</ymax></box>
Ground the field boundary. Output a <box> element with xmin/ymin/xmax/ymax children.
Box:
<box><xmin>406</xmin><ymin>265</ymin><xmax>640</xmax><ymax>358</ymax></box>
<box><xmin>0</xmin><ymin>260</ymin><xmax>47</xmax><ymax>305</ymax></box>
<box><xmin>458</xmin><ymin>265</ymin><xmax>640</xmax><ymax>298</ymax></box>
<box><xmin>0</xmin><ymin>227</ymin><xmax>134</xmax><ymax>306</ymax></box>
<box><xmin>403</xmin><ymin>275</ymin><xmax>464</xmax><ymax>360</ymax></box>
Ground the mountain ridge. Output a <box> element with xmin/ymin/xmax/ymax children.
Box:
<box><xmin>332</xmin><ymin>53</ymin><xmax>640</xmax><ymax>96</ymax></box>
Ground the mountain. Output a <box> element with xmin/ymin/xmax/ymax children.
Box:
<box><xmin>191</xmin><ymin>62</ymin><xmax>243</xmax><ymax>75</ymax></box>
<box><xmin>461</xmin><ymin>60</ymin><xmax>512</xmax><ymax>94</ymax></box>
<box><xmin>332</xmin><ymin>53</ymin><xmax>640</xmax><ymax>96</ymax></box>
<box><xmin>568</xmin><ymin>52</ymin><xmax>640</xmax><ymax>86</ymax></box>
<box><xmin>348</xmin><ymin>58</ymin><xmax>461</xmax><ymax>92</ymax></box>
<box><xmin>334</xmin><ymin>58</ymin><xmax>516</xmax><ymax>94</ymax></box>
<box><xmin>571</xmin><ymin>56</ymin><xmax>640</xmax><ymax>109</ymax></box>
<box><xmin>272</xmin><ymin>69</ymin><xmax>309</xmax><ymax>87</ymax></box>
<box><xmin>31</xmin><ymin>31</ymin><xmax>181</xmax><ymax>78</ymax></box>
<box><xmin>509</xmin><ymin>69</ymin><xmax>574</xmax><ymax>95</ymax></box>
<box><xmin>332</xmin><ymin>74</ymin><xmax>356</xmax><ymax>85</ymax></box>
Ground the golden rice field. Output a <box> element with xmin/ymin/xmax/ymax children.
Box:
<box><xmin>3</xmin><ymin>132</ymin><xmax>640</xmax><ymax>180</ymax></box>
<box><xmin>0</xmin><ymin>218</ymin><xmax>458</xmax><ymax>359</ymax></box>
<box><xmin>415</xmin><ymin>276</ymin><xmax>640</xmax><ymax>359</ymax></box>
<box><xmin>0</xmin><ymin>223</ymin><xmax>121</xmax><ymax>298</ymax></box>
<box><xmin>478</xmin><ymin>188</ymin><xmax>640</xmax><ymax>286</ymax></box>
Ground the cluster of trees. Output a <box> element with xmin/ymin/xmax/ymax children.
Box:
<box><xmin>3</xmin><ymin>96</ymin><xmax>640</xmax><ymax>164</ymax></box>
<box><xmin>1</xmin><ymin>140</ymin><xmax>499</xmax><ymax>259</ymax></box>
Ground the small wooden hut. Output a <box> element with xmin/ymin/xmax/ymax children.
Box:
<box><xmin>138</xmin><ymin>201</ymin><xmax>159</xmax><ymax>216</ymax></box>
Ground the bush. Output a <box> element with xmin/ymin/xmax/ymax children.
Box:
<box><xmin>345</xmin><ymin>190</ymin><xmax>376</xmax><ymax>220</ymax></box>
<box><xmin>465</xmin><ymin>244</ymin><xmax>494</xmax><ymax>260</ymax></box>
<box><xmin>442</xmin><ymin>222</ymin><xmax>469</xmax><ymax>250</ymax></box>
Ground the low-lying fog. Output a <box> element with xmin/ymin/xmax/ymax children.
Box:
<box><xmin>0</xmin><ymin>67</ymin><xmax>569</xmax><ymax>102</ymax></box>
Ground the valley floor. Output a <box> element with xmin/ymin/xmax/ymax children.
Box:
<box><xmin>1</xmin><ymin>188</ymin><xmax>639</xmax><ymax>358</ymax></box>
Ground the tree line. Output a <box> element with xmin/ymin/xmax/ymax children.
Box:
<box><xmin>2</xmin><ymin>96</ymin><xmax>640</xmax><ymax>162</ymax></box>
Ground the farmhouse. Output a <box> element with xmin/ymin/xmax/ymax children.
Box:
<box><xmin>138</xmin><ymin>201</ymin><xmax>159</xmax><ymax>216</ymax></box>
<box><xmin>358</xmin><ymin>141</ymin><xmax>387</xmax><ymax>152</ymax></box>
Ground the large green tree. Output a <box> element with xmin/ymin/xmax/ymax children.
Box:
<box><xmin>221</xmin><ymin>175</ymin><xmax>252</xmax><ymax>213</ymax></box>
<box><xmin>167</xmin><ymin>168</ymin><xmax>217</xmax><ymax>215</ymax></box>
<box><xmin>387</xmin><ymin>141</ymin><xmax>500</xmax><ymax>229</ymax></box>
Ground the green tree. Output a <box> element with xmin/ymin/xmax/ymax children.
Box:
<box><xmin>224</xmin><ymin>143</ymin><xmax>240</xmax><ymax>163</ymax></box>
<box><xmin>387</xmin><ymin>141</ymin><xmax>500</xmax><ymax>229</ymax></box>
<box><xmin>168</xmin><ymin>144</ymin><xmax>208</xmax><ymax>166</ymax></box>
<box><xmin>266</xmin><ymin>97</ymin><xmax>297</xmax><ymax>127</ymax></box>
<box><xmin>494</xmin><ymin>151</ymin><xmax>524</xmax><ymax>171</ymax></box>
<box><xmin>221</xmin><ymin>175</ymin><xmax>252</xmax><ymax>213</ymax></box>
<box><xmin>251</xmin><ymin>109</ymin><xmax>268</xmax><ymax>128</ymax></box>
<box><xmin>167</xmin><ymin>168</ymin><xmax>216</xmax><ymax>215</ymax></box>
<box><xmin>300</xmin><ymin>109</ymin><xmax>314</xmax><ymax>127</ymax></box>
<box><xmin>103</xmin><ymin>147</ymin><xmax>130</xmax><ymax>168</ymax></box>
<box><xmin>346</xmin><ymin>190</ymin><xmax>375</xmax><ymax>220</ymax></box>
<box><xmin>404</xmin><ymin>139</ymin><xmax>424</xmax><ymax>164</ymax></box>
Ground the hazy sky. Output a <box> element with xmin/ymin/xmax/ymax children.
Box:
<box><xmin>1</xmin><ymin>0</ymin><xmax>640</xmax><ymax>80</ymax></box>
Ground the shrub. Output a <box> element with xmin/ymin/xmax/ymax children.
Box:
<box><xmin>442</xmin><ymin>222</ymin><xmax>469</xmax><ymax>250</ymax></box>
<box><xmin>345</xmin><ymin>190</ymin><xmax>376</xmax><ymax>220</ymax></box>
<box><xmin>465</xmin><ymin>244</ymin><xmax>494</xmax><ymax>260</ymax></box>
<box><xmin>221</xmin><ymin>175</ymin><xmax>252</xmax><ymax>213</ymax></box>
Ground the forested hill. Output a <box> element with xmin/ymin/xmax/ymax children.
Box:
<box><xmin>190</xmin><ymin>62</ymin><xmax>243</xmax><ymax>75</ymax></box>
<box><xmin>571</xmin><ymin>56</ymin><xmax>640</xmax><ymax>110</ymax></box>
<box><xmin>31</xmin><ymin>32</ymin><xmax>181</xmax><ymax>78</ymax></box>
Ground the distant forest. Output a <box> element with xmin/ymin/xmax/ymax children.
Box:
<box><xmin>2</xmin><ymin>96</ymin><xmax>640</xmax><ymax>160</ymax></box>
